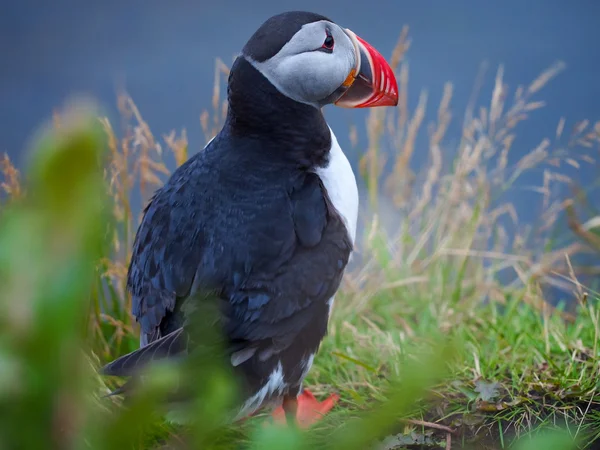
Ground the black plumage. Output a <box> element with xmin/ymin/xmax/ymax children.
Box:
<box><xmin>242</xmin><ymin>11</ymin><xmax>331</xmax><ymax>63</ymax></box>
<box><xmin>101</xmin><ymin>46</ymin><xmax>353</xmax><ymax>414</ymax></box>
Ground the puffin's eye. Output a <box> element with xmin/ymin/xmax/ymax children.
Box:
<box><xmin>322</xmin><ymin>32</ymin><xmax>334</xmax><ymax>51</ymax></box>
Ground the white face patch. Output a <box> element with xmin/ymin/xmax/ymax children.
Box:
<box><xmin>246</xmin><ymin>21</ymin><xmax>357</xmax><ymax>106</ymax></box>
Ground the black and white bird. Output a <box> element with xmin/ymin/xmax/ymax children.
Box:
<box><xmin>101</xmin><ymin>11</ymin><xmax>398</xmax><ymax>427</ymax></box>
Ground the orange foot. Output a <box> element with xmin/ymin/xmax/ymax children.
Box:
<box><xmin>271</xmin><ymin>389</ymin><xmax>339</xmax><ymax>429</ymax></box>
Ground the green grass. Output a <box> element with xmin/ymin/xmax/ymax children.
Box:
<box><xmin>314</xmin><ymin>290</ymin><xmax>600</xmax><ymax>448</ymax></box>
<box><xmin>1</xmin><ymin>29</ymin><xmax>600</xmax><ymax>449</ymax></box>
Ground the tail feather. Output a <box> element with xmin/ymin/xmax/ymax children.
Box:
<box><xmin>101</xmin><ymin>328</ymin><xmax>186</xmax><ymax>377</ymax></box>
<box><xmin>102</xmin><ymin>377</ymin><xmax>138</xmax><ymax>398</ymax></box>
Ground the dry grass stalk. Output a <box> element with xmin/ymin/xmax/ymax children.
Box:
<box><xmin>0</xmin><ymin>153</ymin><xmax>23</xmax><ymax>201</ymax></box>
<box><xmin>566</xmin><ymin>202</ymin><xmax>600</xmax><ymax>252</ymax></box>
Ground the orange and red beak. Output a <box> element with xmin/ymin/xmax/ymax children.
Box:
<box><xmin>334</xmin><ymin>29</ymin><xmax>398</xmax><ymax>108</ymax></box>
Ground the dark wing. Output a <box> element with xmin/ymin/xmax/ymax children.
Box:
<box><xmin>101</xmin><ymin>158</ymin><xmax>351</xmax><ymax>383</ymax></box>
<box><xmin>222</xmin><ymin>172</ymin><xmax>352</xmax><ymax>390</ymax></box>
<box><xmin>101</xmin><ymin>328</ymin><xmax>185</xmax><ymax>377</ymax></box>
<box><xmin>101</xmin><ymin>150</ymin><xmax>212</xmax><ymax>378</ymax></box>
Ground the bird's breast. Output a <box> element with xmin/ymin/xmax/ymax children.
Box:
<box><xmin>313</xmin><ymin>128</ymin><xmax>359</xmax><ymax>244</ymax></box>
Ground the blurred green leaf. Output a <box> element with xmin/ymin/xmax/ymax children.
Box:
<box><xmin>512</xmin><ymin>430</ymin><xmax>578</xmax><ymax>450</ymax></box>
<box><xmin>0</xmin><ymin>100</ymin><xmax>112</xmax><ymax>450</ymax></box>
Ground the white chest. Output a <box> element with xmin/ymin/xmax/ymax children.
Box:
<box><xmin>313</xmin><ymin>128</ymin><xmax>359</xmax><ymax>244</ymax></box>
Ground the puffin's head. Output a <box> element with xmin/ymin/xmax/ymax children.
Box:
<box><xmin>242</xmin><ymin>11</ymin><xmax>398</xmax><ymax>109</ymax></box>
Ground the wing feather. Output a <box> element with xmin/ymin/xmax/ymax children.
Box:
<box><xmin>101</xmin><ymin>148</ymin><xmax>352</xmax><ymax>393</ymax></box>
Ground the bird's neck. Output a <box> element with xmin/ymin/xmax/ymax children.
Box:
<box><xmin>224</xmin><ymin>56</ymin><xmax>332</xmax><ymax>169</ymax></box>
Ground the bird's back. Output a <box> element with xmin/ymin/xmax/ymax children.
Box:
<box><xmin>128</xmin><ymin>133</ymin><xmax>307</xmax><ymax>346</ymax></box>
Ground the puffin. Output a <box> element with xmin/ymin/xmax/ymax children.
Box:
<box><xmin>101</xmin><ymin>10</ymin><xmax>398</xmax><ymax>428</ymax></box>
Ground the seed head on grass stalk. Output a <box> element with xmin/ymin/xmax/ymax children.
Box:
<box><xmin>0</xmin><ymin>153</ymin><xmax>23</xmax><ymax>203</ymax></box>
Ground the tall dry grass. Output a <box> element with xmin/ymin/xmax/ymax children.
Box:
<box><xmin>344</xmin><ymin>31</ymin><xmax>600</xmax><ymax>321</ymax></box>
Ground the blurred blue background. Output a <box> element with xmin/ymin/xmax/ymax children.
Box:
<box><xmin>3</xmin><ymin>0</ymin><xmax>598</xmax><ymax>157</ymax></box>
<box><xmin>2</xmin><ymin>0</ymin><xmax>599</xmax><ymax>277</ymax></box>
